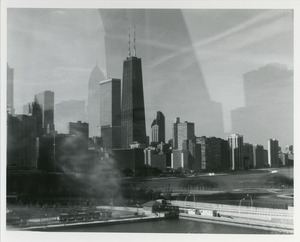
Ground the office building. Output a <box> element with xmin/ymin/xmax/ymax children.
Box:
<box><xmin>171</xmin><ymin>150</ymin><xmax>193</xmax><ymax>170</ymax></box>
<box><xmin>172</xmin><ymin>118</ymin><xmax>195</xmax><ymax>150</ymax></box>
<box><xmin>121</xmin><ymin>34</ymin><xmax>147</xmax><ymax>148</ymax></box>
<box><xmin>35</xmin><ymin>90</ymin><xmax>55</xmax><ymax>134</ymax></box>
<box><xmin>113</xmin><ymin>148</ymin><xmax>145</xmax><ymax>171</ymax></box>
<box><xmin>253</xmin><ymin>144</ymin><xmax>265</xmax><ymax>168</ymax></box>
<box><xmin>7</xmin><ymin>114</ymin><xmax>38</xmax><ymax>169</ymax></box>
<box><xmin>88</xmin><ymin>64</ymin><xmax>105</xmax><ymax>137</ymax></box>
<box><xmin>151</xmin><ymin>111</ymin><xmax>165</xmax><ymax>145</ymax></box>
<box><xmin>228</xmin><ymin>134</ymin><xmax>244</xmax><ymax>170</ymax></box>
<box><xmin>69</xmin><ymin>121</ymin><xmax>89</xmax><ymax>138</ymax></box>
<box><xmin>197</xmin><ymin>136</ymin><xmax>230</xmax><ymax>172</ymax></box>
<box><xmin>172</xmin><ymin>117</ymin><xmax>180</xmax><ymax>149</ymax></box>
<box><xmin>243</xmin><ymin>143</ymin><xmax>254</xmax><ymax>169</ymax></box>
<box><xmin>38</xmin><ymin>133</ymin><xmax>90</xmax><ymax>173</ymax></box>
<box><xmin>268</xmin><ymin>139</ymin><xmax>279</xmax><ymax>167</ymax></box>
<box><xmin>99</xmin><ymin>78</ymin><xmax>121</xmax><ymax>149</ymax></box>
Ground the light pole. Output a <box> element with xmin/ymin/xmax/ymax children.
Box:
<box><xmin>246</xmin><ymin>194</ymin><xmax>253</xmax><ymax>207</ymax></box>
<box><xmin>239</xmin><ymin>198</ymin><xmax>245</xmax><ymax>219</ymax></box>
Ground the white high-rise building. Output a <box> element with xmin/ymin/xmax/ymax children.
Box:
<box><xmin>228</xmin><ymin>134</ymin><xmax>243</xmax><ymax>170</ymax></box>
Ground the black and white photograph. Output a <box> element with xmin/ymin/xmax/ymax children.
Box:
<box><xmin>1</xmin><ymin>1</ymin><xmax>299</xmax><ymax>241</ymax></box>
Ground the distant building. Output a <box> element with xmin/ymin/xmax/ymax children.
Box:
<box><xmin>157</xmin><ymin>142</ymin><xmax>171</xmax><ymax>154</ymax></box>
<box><xmin>88</xmin><ymin>64</ymin><xmax>105</xmax><ymax>137</ymax></box>
<box><xmin>268</xmin><ymin>139</ymin><xmax>279</xmax><ymax>167</ymax></box>
<box><xmin>99</xmin><ymin>78</ymin><xmax>121</xmax><ymax>149</ymax></box>
<box><xmin>243</xmin><ymin>143</ymin><xmax>254</xmax><ymax>169</ymax></box>
<box><xmin>172</xmin><ymin>118</ymin><xmax>195</xmax><ymax>150</ymax></box>
<box><xmin>263</xmin><ymin>149</ymin><xmax>268</xmax><ymax>166</ymax></box>
<box><xmin>130</xmin><ymin>142</ymin><xmax>146</xmax><ymax>149</ymax></box>
<box><xmin>196</xmin><ymin>136</ymin><xmax>230</xmax><ymax>172</ymax></box>
<box><xmin>35</xmin><ymin>90</ymin><xmax>55</xmax><ymax>134</ymax></box>
<box><xmin>121</xmin><ymin>52</ymin><xmax>147</xmax><ymax>148</ymax></box>
<box><xmin>172</xmin><ymin>117</ymin><xmax>180</xmax><ymax>149</ymax></box>
<box><xmin>7</xmin><ymin>64</ymin><xmax>14</xmax><ymax>115</ymax></box>
<box><xmin>69</xmin><ymin>121</ymin><xmax>89</xmax><ymax>138</ymax></box>
<box><xmin>171</xmin><ymin>150</ymin><xmax>193</xmax><ymax>170</ymax></box>
<box><xmin>113</xmin><ymin>148</ymin><xmax>145</xmax><ymax>171</ymax></box>
<box><xmin>38</xmin><ymin>133</ymin><xmax>90</xmax><ymax>173</ymax></box>
<box><xmin>279</xmin><ymin>151</ymin><xmax>288</xmax><ymax>166</ymax></box>
<box><xmin>151</xmin><ymin>153</ymin><xmax>168</xmax><ymax>170</ymax></box>
<box><xmin>228</xmin><ymin>134</ymin><xmax>244</xmax><ymax>170</ymax></box>
<box><xmin>151</xmin><ymin>111</ymin><xmax>165</xmax><ymax>145</ymax></box>
<box><xmin>144</xmin><ymin>147</ymin><xmax>169</xmax><ymax>170</ymax></box>
<box><xmin>23</xmin><ymin>102</ymin><xmax>31</xmax><ymax>115</ymax></box>
<box><xmin>253</xmin><ymin>144</ymin><xmax>265</xmax><ymax>168</ymax></box>
<box><xmin>55</xmin><ymin>100</ymin><xmax>86</xmax><ymax>134</ymax></box>
<box><xmin>7</xmin><ymin>114</ymin><xmax>38</xmax><ymax>169</ymax></box>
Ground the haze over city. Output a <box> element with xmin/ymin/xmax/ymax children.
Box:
<box><xmin>7</xmin><ymin>8</ymin><xmax>293</xmax><ymax>146</ymax></box>
<box><xmin>4</xmin><ymin>6</ymin><xmax>295</xmax><ymax>237</ymax></box>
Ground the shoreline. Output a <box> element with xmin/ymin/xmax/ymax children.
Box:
<box><xmin>19</xmin><ymin>215</ymin><xmax>165</xmax><ymax>231</ymax></box>
<box><xmin>179</xmin><ymin>214</ymin><xmax>293</xmax><ymax>234</ymax></box>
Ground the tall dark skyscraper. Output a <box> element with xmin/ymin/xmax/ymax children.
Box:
<box><xmin>36</xmin><ymin>90</ymin><xmax>54</xmax><ymax>134</ymax></box>
<box><xmin>121</xmin><ymin>30</ymin><xmax>147</xmax><ymax>148</ymax></box>
<box><xmin>151</xmin><ymin>111</ymin><xmax>165</xmax><ymax>145</ymax></box>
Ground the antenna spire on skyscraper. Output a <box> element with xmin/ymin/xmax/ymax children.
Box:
<box><xmin>128</xmin><ymin>27</ymin><xmax>131</xmax><ymax>57</ymax></box>
<box><xmin>133</xmin><ymin>25</ymin><xmax>136</xmax><ymax>57</ymax></box>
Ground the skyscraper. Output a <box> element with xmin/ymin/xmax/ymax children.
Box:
<box><xmin>88</xmin><ymin>64</ymin><xmax>105</xmax><ymax>137</ymax></box>
<box><xmin>35</xmin><ymin>90</ymin><xmax>54</xmax><ymax>134</ymax></box>
<box><xmin>100</xmin><ymin>78</ymin><xmax>121</xmax><ymax>149</ymax></box>
<box><xmin>172</xmin><ymin>117</ymin><xmax>180</xmax><ymax>149</ymax></box>
<box><xmin>121</xmin><ymin>30</ymin><xmax>147</xmax><ymax>148</ymax></box>
<box><xmin>243</xmin><ymin>143</ymin><xmax>254</xmax><ymax>169</ymax></box>
<box><xmin>228</xmin><ymin>134</ymin><xmax>244</xmax><ymax>170</ymax></box>
<box><xmin>7</xmin><ymin>63</ymin><xmax>14</xmax><ymax>114</ymax></box>
<box><xmin>253</xmin><ymin>144</ymin><xmax>265</xmax><ymax>168</ymax></box>
<box><xmin>268</xmin><ymin>139</ymin><xmax>279</xmax><ymax>167</ymax></box>
<box><xmin>177</xmin><ymin>121</ymin><xmax>195</xmax><ymax>151</ymax></box>
<box><xmin>151</xmin><ymin>111</ymin><xmax>165</xmax><ymax>145</ymax></box>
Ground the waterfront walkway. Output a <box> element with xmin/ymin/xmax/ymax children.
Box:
<box><xmin>172</xmin><ymin>200</ymin><xmax>293</xmax><ymax>234</ymax></box>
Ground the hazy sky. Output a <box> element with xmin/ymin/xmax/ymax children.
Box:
<box><xmin>7</xmin><ymin>8</ymin><xmax>293</xmax><ymax>145</ymax></box>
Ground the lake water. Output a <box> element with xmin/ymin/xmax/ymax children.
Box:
<box><xmin>62</xmin><ymin>219</ymin><xmax>277</xmax><ymax>234</ymax></box>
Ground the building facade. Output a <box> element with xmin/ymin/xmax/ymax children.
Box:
<box><xmin>243</xmin><ymin>143</ymin><xmax>254</xmax><ymax>169</ymax></box>
<box><xmin>35</xmin><ymin>90</ymin><xmax>55</xmax><ymax>134</ymax></box>
<box><xmin>121</xmin><ymin>55</ymin><xmax>147</xmax><ymax>148</ymax></box>
<box><xmin>228</xmin><ymin>134</ymin><xmax>244</xmax><ymax>170</ymax></box>
<box><xmin>172</xmin><ymin>117</ymin><xmax>180</xmax><ymax>149</ymax></box>
<box><xmin>88</xmin><ymin>64</ymin><xmax>105</xmax><ymax>137</ymax></box>
<box><xmin>197</xmin><ymin>136</ymin><xmax>230</xmax><ymax>172</ymax></box>
<box><xmin>268</xmin><ymin>139</ymin><xmax>279</xmax><ymax>167</ymax></box>
<box><xmin>151</xmin><ymin>111</ymin><xmax>165</xmax><ymax>145</ymax></box>
<box><xmin>172</xmin><ymin>117</ymin><xmax>195</xmax><ymax>150</ymax></box>
<box><xmin>100</xmin><ymin>78</ymin><xmax>122</xmax><ymax>149</ymax></box>
<box><xmin>253</xmin><ymin>144</ymin><xmax>265</xmax><ymax>168</ymax></box>
<box><xmin>7</xmin><ymin>114</ymin><xmax>38</xmax><ymax>169</ymax></box>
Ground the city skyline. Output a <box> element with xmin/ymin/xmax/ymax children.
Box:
<box><xmin>2</xmin><ymin>4</ymin><xmax>297</xmax><ymax>239</ymax></box>
<box><xmin>7</xmin><ymin>8</ymin><xmax>293</xmax><ymax>147</ymax></box>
